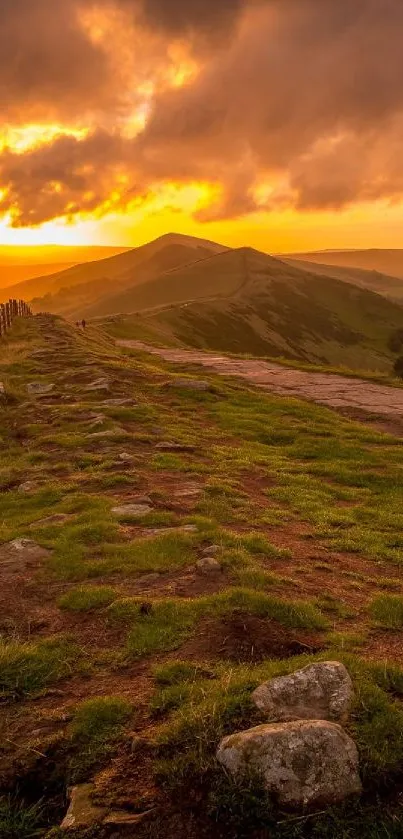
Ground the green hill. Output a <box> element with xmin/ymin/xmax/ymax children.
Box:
<box><xmin>284</xmin><ymin>258</ymin><xmax>403</xmax><ymax>303</ymax></box>
<box><xmin>100</xmin><ymin>247</ymin><xmax>403</xmax><ymax>372</ymax></box>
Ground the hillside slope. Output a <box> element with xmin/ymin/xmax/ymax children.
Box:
<box><xmin>10</xmin><ymin>233</ymin><xmax>226</xmax><ymax>303</ymax></box>
<box><xmin>101</xmin><ymin>248</ymin><xmax>403</xmax><ymax>372</ymax></box>
<box><xmin>287</xmin><ymin>249</ymin><xmax>403</xmax><ymax>281</ymax></box>
<box><xmin>284</xmin><ymin>258</ymin><xmax>403</xmax><ymax>303</ymax></box>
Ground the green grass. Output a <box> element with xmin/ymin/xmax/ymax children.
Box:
<box><xmin>0</xmin><ymin>637</ymin><xmax>82</xmax><ymax>700</ymax></box>
<box><xmin>0</xmin><ymin>797</ymin><xmax>44</xmax><ymax>839</ymax></box>
<box><xmin>69</xmin><ymin>696</ymin><xmax>132</xmax><ymax>781</ymax></box>
<box><xmin>369</xmin><ymin>595</ymin><xmax>403</xmax><ymax>629</ymax></box>
<box><xmin>59</xmin><ymin>585</ymin><xmax>117</xmax><ymax>612</ymax></box>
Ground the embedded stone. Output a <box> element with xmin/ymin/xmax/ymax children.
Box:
<box><xmin>61</xmin><ymin>785</ymin><xmax>106</xmax><ymax>830</ymax></box>
<box><xmin>196</xmin><ymin>557</ymin><xmax>221</xmax><ymax>574</ymax></box>
<box><xmin>112</xmin><ymin>504</ymin><xmax>153</xmax><ymax>517</ymax></box>
<box><xmin>252</xmin><ymin>661</ymin><xmax>354</xmax><ymax>723</ymax></box>
<box><xmin>217</xmin><ymin>720</ymin><xmax>362</xmax><ymax>808</ymax></box>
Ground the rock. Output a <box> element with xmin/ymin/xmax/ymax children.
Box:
<box><xmin>27</xmin><ymin>382</ymin><xmax>55</xmax><ymax>395</ymax></box>
<box><xmin>155</xmin><ymin>442</ymin><xmax>196</xmax><ymax>452</ymax></box>
<box><xmin>112</xmin><ymin>504</ymin><xmax>153</xmax><ymax>518</ymax></box>
<box><xmin>141</xmin><ymin>524</ymin><xmax>198</xmax><ymax>537</ymax></box>
<box><xmin>119</xmin><ymin>452</ymin><xmax>135</xmax><ymax>462</ymax></box>
<box><xmin>32</xmin><ymin>513</ymin><xmax>70</xmax><ymax>526</ymax></box>
<box><xmin>0</xmin><ymin>382</ymin><xmax>5</xmax><ymax>396</ymax></box>
<box><xmin>0</xmin><ymin>538</ymin><xmax>50</xmax><ymax>572</ymax></box>
<box><xmin>202</xmin><ymin>544</ymin><xmax>221</xmax><ymax>557</ymax></box>
<box><xmin>167</xmin><ymin>378</ymin><xmax>212</xmax><ymax>392</ymax></box>
<box><xmin>18</xmin><ymin>481</ymin><xmax>39</xmax><ymax>493</ymax></box>
<box><xmin>85</xmin><ymin>378</ymin><xmax>110</xmax><ymax>392</ymax></box>
<box><xmin>196</xmin><ymin>557</ymin><xmax>221</xmax><ymax>574</ymax></box>
<box><xmin>217</xmin><ymin>720</ymin><xmax>362</xmax><ymax>808</ymax></box>
<box><xmin>252</xmin><ymin>661</ymin><xmax>354</xmax><ymax>723</ymax></box>
<box><xmin>172</xmin><ymin>484</ymin><xmax>201</xmax><ymax>499</ymax></box>
<box><xmin>139</xmin><ymin>573</ymin><xmax>161</xmax><ymax>584</ymax></box>
<box><xmin>61</xmin><ymin>784</ymin><xmax>106</xmax><ymax>830</ymax></box>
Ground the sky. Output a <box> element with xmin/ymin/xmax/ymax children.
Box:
<box><xmin>1</xmin><ymin>0</ymin><xmax>403</xmax><ymax>253</ymax></box>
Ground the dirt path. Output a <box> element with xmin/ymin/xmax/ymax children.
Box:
<box><xmin>118</xmin><ymin>341</ymin><xmax>403</xmax><ymax>431</ymax></box>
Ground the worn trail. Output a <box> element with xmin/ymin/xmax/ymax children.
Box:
<box><xmin>119</xmin><ymin>341</ymin><xmax>403</xmax><ymax>427</ymax></box>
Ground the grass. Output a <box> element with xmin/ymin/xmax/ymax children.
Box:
<box><xmin>0</xmin><ymin>637</ymin><xmax>82</xmax><ymax>701</ymax></box>
<box><xmin>369</xmin><ymin>595</ymin><xmax>403</xmax><ymax>629</ymax></box>
<box><xmin>69</xmin><ymin>696</ymin><xmax>132</xmax><ymax>781</ymax></box>
<box><xmin>0</xmin><ymin>797</ymin><xmax>44</xmax><ymax>839</ymax></box>
<box><xmin>3</xmin><ymin>315</ymin><xmax>403</xmax><ymax>838</ymax></box>
<box><xmin>108</xmin><ymin>588</ymin><xmax>327</xmax><ymax>659</ymax></box>
<box><xmin>59</xmin><ymin>585</ymin><xmax>117</xmax><ymax>611</ymax></box>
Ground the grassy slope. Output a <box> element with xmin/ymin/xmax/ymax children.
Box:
<box><xmin>284</xmin><ymin>257</ymin><xmax>403</xmax><ymax>303</ymax></box>
<box><xmin>287</xmin><ymin>249</ymin><xmax>403</xmax><ymax>280</ymax></box>
<box><xmin>9</xmin><ymin>234</ymin><xmax>224</xmax><ymax>303</ymax></box>
<box><xmin>102</xmin><ymin>249</ymin><xmax>403</xmax><ymax>372</ymax></box>
<box><xmin>1</xmin><ymin>316</ymin><xmax>403</xmax><ymax>836</ymax></box>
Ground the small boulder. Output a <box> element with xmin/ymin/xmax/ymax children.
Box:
<box><xmin>85</xmin><ymin>378</ymin><xmax>110</xmax><ymax>392</ymax></box>
<box><xmin>18</xmin><ymin>481</ymin><xmax>39</xmax><ymax>494</ymax></box>
<box><xmin>252</xmin><ymin>661</ymin><xmax>354</xmax><ymax>723</ymax></box>
<box><xmin>119</xmin><ymin>452</ymin><xmax>134</xmax><ymax>462</ymax></box>
<box><xmin>217</xmin><ymin>720</ymin><xmax>362</xmax><ymax>808</ymax></box>
<box><xmin>196</xmin><ymin>557</ymin><xmax>221</xmax><ymax>574</ymax></box>
<box><xmin>202</xmin><ymin>544</ymin><xmax>221</xmax><ymax>557</ymax></box>
<box><xmin>27</xmin><ymin>382</ymin><xmax>55</xmax><ymax>395</ymax></box>
<box><xmin>61</xmin><ymin>784</ymin><xmax>106</xmax><ymax>830</ymax></box>
<box><xmin>112</xmin><ymin>503</ymin><xmax>153</xmax><ymax>518</ymax></box>
<box><xmin>0</xmin><ymin>538</ymin><xmax>50</xmax><ymax>572</ymax></box>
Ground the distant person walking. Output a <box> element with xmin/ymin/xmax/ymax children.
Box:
<box><xmin>82</xmin><ymin>319</ymin><xmax>86</xmax><ymax>330</ymax></box>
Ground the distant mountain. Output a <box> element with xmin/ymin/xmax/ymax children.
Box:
<box><xmin>12</xmin><ymin>233</ymin><xmax>226</xmax><ymax>305</ymax></box>
<box><xmin>286</xmin><ymin>249</ymin><xmax>403</xmax><ymax>282</ymax></box>
<box><xmin>99</xmin><ymin>247</ymin><xmax>403</xmax><ymax>373</ymax></box>
<box><xmin>283</xmin><ymin>258</ymin><xmax>403</xmax><ymax>304</ymax></box>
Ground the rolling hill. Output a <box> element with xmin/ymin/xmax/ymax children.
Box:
<box><xmin>287</xmin><ymin>249</ymin><xmax>403</xmax><ymax>283</ymax></box>
<box><xmin>283</xmin><ymin>258</ymin><xmax>403</xmax><ymax>304</ymax></box>
<box><xmin>7</xmin><ymin>233</ymin><xmax>225</xmax><ymax>303</ymax></box>
<box><xmin>98</xmin><ymin>246</ymin><xmax>403</xmax><ymax>372</ymax></box>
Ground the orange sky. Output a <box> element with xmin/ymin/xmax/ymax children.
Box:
<box><xmin>1</xmin><ymin>1</ymin><xmax>403</xmax><ymax>254</ymax></box>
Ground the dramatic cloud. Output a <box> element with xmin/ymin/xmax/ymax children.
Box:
<box><xmin>1</xmin><ymin>0</ymin><xmax>403</xmax><ymax>225</ymax></box>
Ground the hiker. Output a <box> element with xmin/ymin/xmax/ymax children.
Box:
<box><xmin>82</xmin><ymin>319</ymin><xmax>86</xmax><ymax>330</ymax></box>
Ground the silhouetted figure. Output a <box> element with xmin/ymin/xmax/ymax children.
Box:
<box><xmin>82</xmin><ymin>319</ymin><xmax>86</xmax><ymax>330</ymax></box>
<box><xmin>76</xmin><ymin>321</ymin><xmax>80</xmax><ymax>328</ymax></box>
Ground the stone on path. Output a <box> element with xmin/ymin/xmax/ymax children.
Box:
<box><xmin>27</xmin><ymin>382</ymin><xmax>55</xmax><ymax>395</ymax></box>
<box><xmin>196</xmin><ymin>556</ymin><xmax>221</xmax><ymax>574</ymax></box>
<box><xmin>87</xmin><ymin>429</ymin><xmax>126</xmax><ymax>440</ymax></box>
<box><xmin>61</xmin><ymin>785</ymin><xmax>106</xmax><ymax>830</ymax></box>
<box><xmin>102</xmin><ymin>398</ymin><xmax>135</xmax><ymax>406</ymax></box>
<box><xmin>0</xmin><ymin>538</ymin><xmax>50</xmax><ymax>572</ymax></box>
<box><xmin>141</xmin><ymin>524</ymin><xmax>198</xmax><ymax>537</ymax></box>
<box><xmin>217</xmin><ymin>720</ymin><xmax>362</xmax><ymax>808</ymax></box>
<box><xmin>173</xmin><ymin>484</ymin><xmax>202</xmax><ymax>499</ymax></box>
<box><xmin>112</xmin><ymin>503</ymin><xmax>153</xmax><ymax>518</ymax></box>
<box><xmin>252</xmin><ymin>661</ymin><xmax>354</xmax><ymax>723</ymax></box>
<box><xmin>166</xmin><ymin>378</ymin><xmax>212</xmax><ymax>392</ymax></box>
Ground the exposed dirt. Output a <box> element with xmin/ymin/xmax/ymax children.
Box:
<box><xmin>120</xmin><ymin>341</ymin><xmax>403</xmax><ymax>433</ymax></box>
<box><xmin>175</xmin><ymin>614</ymin><xmax>325</xmax><ymax>664</ymax></box>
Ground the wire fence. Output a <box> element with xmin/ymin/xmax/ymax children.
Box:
<box><xmin>0</xmin><ymin>299</ymin><xmax>32</xmax><ymax>337</ymax></box>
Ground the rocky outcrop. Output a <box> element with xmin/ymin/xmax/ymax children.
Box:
<box><xmin>252</xmin><ymin>661</ymin><xmax>354</xmax><ymax>723</ymax></box>
<box><xmin>217</xmin><ymin>720</ymin><xmax>362</xmax><ymax>808</ymax></box>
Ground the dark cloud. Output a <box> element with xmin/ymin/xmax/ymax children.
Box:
<box><xmin>1</xmin><ymin>0</ymin><xmax>403</xmax><ymax>223</ymax></box>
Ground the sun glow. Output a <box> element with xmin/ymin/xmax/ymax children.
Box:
<box><xmin>0</xmin><ymin>124</ymin><xmax>88</xmax><ymax>154</ymax></box>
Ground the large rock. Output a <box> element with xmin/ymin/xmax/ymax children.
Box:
<box><xmin>252</xmin><ymin>661</ymin><xmax>354</xmax><ymax>723</ymax></box>
<box><xmin>61</xmin><ymin>785</ymin><xmax>106</xmax><ymax>830</ymax></box>
<box><xmin>0</xmin><ymin>538</ymin><xmax>50</xmax><ymax>572</ymax></box>
<box><xmin>217</xmin><ymin>720</ymin><xmax>362</xmax><ymax>808</ymax></box>
<box><xmin>196</xmin><ymin>557</ymin><xmax>221</xmax><ymax>574</ymax></box>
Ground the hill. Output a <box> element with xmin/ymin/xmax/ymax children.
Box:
<box><xmin>95</xmin><ymin>247</ymin><xmax>403</xmax><ymax>372</ymax></box>
<box><xmin>283</xmin><ymin>258</ymin><xmax>403</xmax><ymax>303</ymax></box>
<box><xmin>0</xmin><ymin>262</ymin><xmax>75</xmax><ymax>291</ymax></box>
<box><xmin>287</xmin><ymin>249</ymin><xmax>403</xmax><ymax>281</ymax></box>
<box><xmin>1</xmin><ymin>313</ymin><xmax>403</xmax><ymax>838</ymax></box>
<box><xmin>8</xmin><ymin>233</ymin><xmax>225</xmax><ymax>303</ymax></box>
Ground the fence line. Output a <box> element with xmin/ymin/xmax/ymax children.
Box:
<box><xmin>0</xmin><ymin>299</ymin><xmax>32</xmax><ymax>338</ymax></box>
